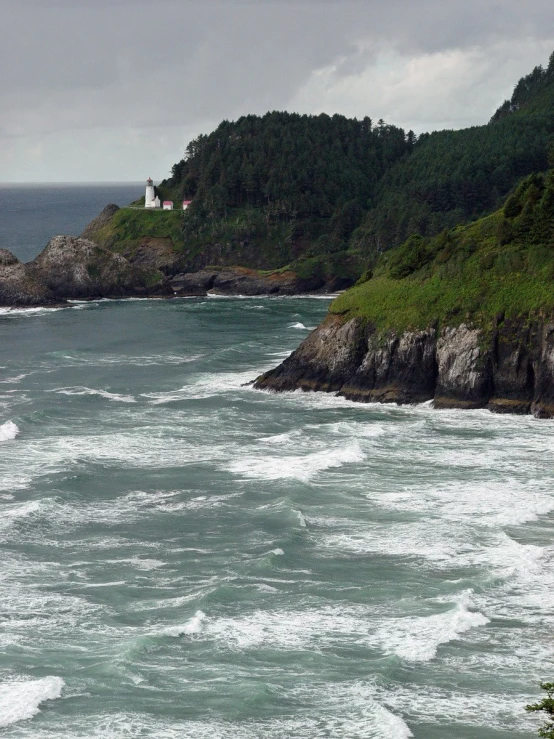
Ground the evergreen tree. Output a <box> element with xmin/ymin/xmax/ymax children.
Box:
<box><xmin>526</xmin><ymin>683</ymin><xmax>554</xmax><ymax>739</ymax></box>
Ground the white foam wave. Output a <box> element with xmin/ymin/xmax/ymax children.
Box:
<box><xmin>263</xmin><ymin>429</ymin><xmax>303</xmax><ymax>445</ymax></box>
<box><xmin>0</xmin><ymin>307</ymin><xmax>63</xmax><ymax>316</ymax></box>
<box><xmin>16</xmin><ymin>704</ymin><xmax>411</xmax><ymax>739</ymax></box>
<box><xmin>0</xmin><ymin>373</ymin><xmax>29</xmax><ymax>384</ymax></box>
<box><xmin>0</xmin><ymin>676</ymin><xmax>65</xmax><ymax>728</ymax></box>
<box><xmin>0</xmin><ymin>420</ymin><xmax>19</xmax><ymax>441</ymax></box>
<box><xmin>162</xmin><ymin>610</ymin><xmax>206</xmax><ymax>637</ymax></box>
<box><xmin>0</xmin><ymin>500</ymin><xmax>42</xmax><ymax>530</ymax></box>
<box><xmin>195</xmin><ymin>594</ymin><xmax>487</xmax><ymax>662</ymax></box>
<box><xmin>228</xmin><ymin>442</ymin><xmax>364</xmax><ymax>482</ymax></box>
<box><xmin>289</xmin><ymin>322</ymin><xmax>308</xmax><ymax>329</ymax></box>
<box><xmin>142</xmin><ymin>370</ymin><xmax>257</xmax><ymax>404</ymax></box>
<box><xmin>52</xmin><ymin>386</ymin><xmax>136</xmax><ymax>403</ymax></box>
<box><xmin>375</xmin><ymin>590</ymin><xmax>489</xmax><ymax>662</ymax></box>
<box><xmin>296</xmin><ymin>510</ymin><xmax>307</xmax><ymax>528</ymax></box>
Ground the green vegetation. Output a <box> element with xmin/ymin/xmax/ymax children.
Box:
<box><xmin>153</xmin><ymin>51</ymin><xmax>554</xmax><ymax>276</ymax></box>
<box><xmin>91</xmin><ymin>52</ymin><xmax>554</xmax><ymax>288</ymax></box>
<box><xmin>330</xmin><ymin>170</ymin><xmax>554</xmax><ymax>332</ymax></box>
<box><xmin>92</xmin><ymin>208</ymin><xmax>185</xmax><ymax>251</ymax></box>
<box><xmin>526</xmin><ymin>682</ymin><xmax>554</xmax><ymax>738</ymax></box>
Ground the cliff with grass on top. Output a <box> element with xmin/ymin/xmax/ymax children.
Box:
<box><xmin>254</xmin><ymin>170</ymin><xmax>554</xmax><ymax>418</ymax></box>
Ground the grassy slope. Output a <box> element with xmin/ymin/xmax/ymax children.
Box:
<box><xmin>91</xmin><ymin>206</ymin><xmax>363</xmax><ymax>282</ymax></box>
<box><xmin>331</xmin><ymin>172</ymin><xmax>554</xmax><ymax>333</ymax></box>
<box><xmin>92</xmin><ymin>208</ymin><xmax>186</xmax><ymax>252</ymax></box>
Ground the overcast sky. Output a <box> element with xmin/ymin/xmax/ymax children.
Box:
<box><xmin>1</xmin><ymin>0</ymin><xmax>553</xmax><ymax>182</ymax></box>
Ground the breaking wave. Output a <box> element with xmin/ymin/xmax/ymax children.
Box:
<box><xmin>161</xmin><ymin>610</ymin><xmax>206</xmax><ymax>637</ymax></box>
<box><xmin>0</xmin><ymin>420</ymin><xmax>19</xmax><ymax>441</ymax></box>
<box><xmin>0</xmin><ymin>676</ymin><xmax>65</xmax><ymax>728</ymax></box>
<box><xmin>375</xmin><ymin>591</ymin><xmax>489</xmax><ymax>662</ymax></box>
<box><xmin>228</xmin><ymin>442</ymin><xmax>364</xmax><ymax>482</ymax></box>
<box><xmin>52</xmin><ymin>386</ymin><xmax>136</xmax><ymax>403</ymax></box>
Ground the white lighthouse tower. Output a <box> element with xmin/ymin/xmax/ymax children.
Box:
<box><xmin>144</xmin><ymin>178</ymin><xmax>160</xmax><ymax>209</ymax></box>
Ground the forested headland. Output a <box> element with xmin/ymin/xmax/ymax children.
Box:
<box><xmin>148</xmin><ymin>52</ymin><xmax>553</xmax><ymax>274</ymax></box>
<box><xmin>82</xmin><ymin>51</ymin><xmax>554</xmax><ymax>290</ymax></box>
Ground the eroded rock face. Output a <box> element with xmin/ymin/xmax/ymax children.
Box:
<box><xmin>255</xmin><ymin>315</ymin><xmax>368</xmax><ymax>393</ymax></box>
<box><xmin>254</xmin><ymin>315</ymin><xmax>554</xmax><ymax>418</ymax></box>
<box><xmin>29</xmin><ymin>236</ymin><xmax>170</xmax><ymax>299</ymax></box>
<box><xmin>0</xmin><ymin>249</ymin><xmax>57</xmax><ymax>306</ymax></box>
<box><xmin>435</xmin><ymin>325</ymin><xmax>491</xmax><ymax>408</ymax></box>
<box><xmin>170</xmin><ymin>267</ymin><xmax>322</xmax><ymax>297</ymax></box>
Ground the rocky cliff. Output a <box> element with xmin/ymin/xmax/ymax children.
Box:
<box><xmin>254</xmin><ymin>314</ymin><xmax>554</xmax><ymax>418</ymax></box>
<box><xmin>0</xmin><ymin>249</ymin><xmax>57</xmax><ymax>306</ymax></box>
<box><xmin>0</xmin><ymin>235</ymin><xmax>170</xmax><ymax>307</ymax></box>
<box><xmin>83</xmin><ymin>204</ymin><xmax>348</xmax><ymax>295</ymax></box>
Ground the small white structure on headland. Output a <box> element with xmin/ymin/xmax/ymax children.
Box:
<box><xmin>145</xmin><ymin>178</ymin><xmax>160</xmax><ymax>209</ymax></box>
<box><xmin>163</xmin><ymin>201</ymin><xmax>173</xmax><ymax>211</ymax></box>
<box><xmin>182</xmin><ymin>200</ymin><xmax>192</xmax><ymax>210</ymax></box>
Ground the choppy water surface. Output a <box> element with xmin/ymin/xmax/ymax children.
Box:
<box><xmin>0</xmin><ymin>297</ymin><xmax>552</xmax><ymax>738</ymax></box>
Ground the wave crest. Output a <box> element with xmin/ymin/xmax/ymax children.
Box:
<box><xmin>0</xmin><ymin>676</ymin><xmax>65</xmax><ymax>728</ymax></box>
<box><xmin>0</xmin><ymin>421</ymin><xmax>19</xmax><ymax>442</ymax></box>
<box><xmin>162</xmin><ymin>610</ymin><xmax>206</xmax><ymax>638</ymax></box>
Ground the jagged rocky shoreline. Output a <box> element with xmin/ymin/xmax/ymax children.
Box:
<box><xmin>0</xmin><ymin>236</ymin><xmax>171</xmax><ymax>306</ymax></box>
<box><xmin>0</xmin><ymin>205</ymin><xmax>336</xmax><ymax>306</ymax></box>
<box><xmin>254</xmin><ymin>314</ymin><xmax>554</xmax><ymax>418</ymax></box>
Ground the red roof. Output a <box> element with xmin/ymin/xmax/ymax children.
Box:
<box><xmin>163</xmin><ymin>201</ymin><xmax>173</xmax><ymax>205</ymax></box>
<box><xmin>183</xmin><ymin>200</ymin><xmax>192</xmax><ymax>205</ymax></box>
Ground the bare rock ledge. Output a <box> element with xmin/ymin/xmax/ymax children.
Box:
<box><xmin>254</xmin><ymin>314</ymin><xmax>554</xmax><ymax>418</ymax></box>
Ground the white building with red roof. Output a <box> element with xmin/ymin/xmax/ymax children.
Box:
<box><xmin>182</xmin><ymin>200</ymin><xmax>192</xmax><ymax>210</ymax></box>
<box><xmin>163</xmin><ymin>201</ymin><xmax>173</xmax><ymax>211</ymax></box>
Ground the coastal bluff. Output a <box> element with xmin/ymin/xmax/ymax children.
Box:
<box><xmin>0</xmin><ymin>204</ymin><xmax>338</xmax><ymax>306</ymax></box>
<box><xmin>255</xmin><ymin>168</ymin><xmax>554</xmax><ymax>419</ymax></box>
<box><xmin>254</xmin><ymin>314</ymin><xmax>554</xmax><ymax>418</ymax></box>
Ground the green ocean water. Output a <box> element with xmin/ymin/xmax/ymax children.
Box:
<box><xmin>0</xmin><ymin>296</ymin><xmax>552</xmax><ymax>738</ymax></box>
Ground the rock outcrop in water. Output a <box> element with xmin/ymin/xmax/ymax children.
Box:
<box><xmin>29</xmin><ymin>235</ymin><xmax>170</xmax><ymax>300</ymax></box>
<box><xmin>254</xmin><ymin>314</ymin><xmax>554</xmax><ymax>418</ymax></box>
<box><xmin>170</xmin><ymin>267</ymin><xmax>319</xmax><ymax>296</ymax></box>
<box><xmin>0</xmin><ymin>236</ymin><xmax>171</xmax><ymax>306</ymax></box>
<box><xmin>0</xmin><ymin>249</ymin><xmax>57</xmax><ymax>306</ymax></box>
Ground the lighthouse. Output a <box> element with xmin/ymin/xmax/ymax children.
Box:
<box><xmin>145</xmin><ymin>178</ymin><xmax>160</xmax><ymax>208</ymax></box>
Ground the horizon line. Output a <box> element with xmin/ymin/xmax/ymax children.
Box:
<box><xmin>0</xmin><ymin>181</ymin><xmax>155</xmax><ymax>186</ymax></box>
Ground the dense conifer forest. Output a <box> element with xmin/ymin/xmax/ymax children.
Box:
<box><xmin>86</xmin><ymin>51</ymin><xmax>554</xmax><ymax>287</ymax></box>
<box><xmin>157</xmin><ymin>51</ymin><xmax>554</xmax><ymax>276</ymax></box>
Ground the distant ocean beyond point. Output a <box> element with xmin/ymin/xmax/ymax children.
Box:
<box><xmin>0</xmin><ymin>183</ymin><xmax>145</xmax><ymax>262</ymax></box>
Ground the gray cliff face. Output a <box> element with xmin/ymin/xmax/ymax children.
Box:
<box><xmin>29</xmin><ymin>236</ymin><xmax>171</xmax><ymax>300</ymax></box>
<box><xmin>254</xmin><ymin>315</ymin><xmax>554</xmax><ymax>418</ymax></box>
<box><xmin>170</xmin><ymin>267</ymin><xmax>326</xmax><ymax>297</ymax></box>
<box><xmin>0</xmin><ymin>249</ymin><xmax>57</xmax><ymax>306</ymax></box>
<box><xmin>435</xmin><ymin>325</ymin><xmax>491</xmax><ymax>408</ymax></box>
<box><xmin>0</xmin><ymin>236</ymin><xmax>171</xmax><ymax>307</ymax></box>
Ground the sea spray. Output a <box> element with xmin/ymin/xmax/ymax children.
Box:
<box><xmin>162</xmin><ymin>610</ymin><xmax>206</xmax><ymax>638</ymax></box>
<box><xmin>0</xmin><ymin>421</ymin><xmax>19</xmax><ymax>442</ymax></box>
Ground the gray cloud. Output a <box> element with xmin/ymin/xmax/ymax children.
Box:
<box><xmin>1</xmin><ymin>0</ymin><xmax>553</xmax><ymax>180</ymax></box>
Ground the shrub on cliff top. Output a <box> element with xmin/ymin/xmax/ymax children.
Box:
<box><xmin>330</xmin><ymin>170</ymin><xmax>554</xmax><ymax>331</ymax></box>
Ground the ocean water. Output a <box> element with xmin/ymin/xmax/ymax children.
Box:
<box><xmin>1</xmin><ymin>297</ymin><xmax>553</xmax><ymax>738</ymax></box>
<box><xmin>0</xmin><ymin>183</ymin><xmax>143</xmax><ymax>263</ymax></box>
<box><xmin>0</xmin><ymin>188</ymin><xmax>553</xmax><ymax>738</ymax></box>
